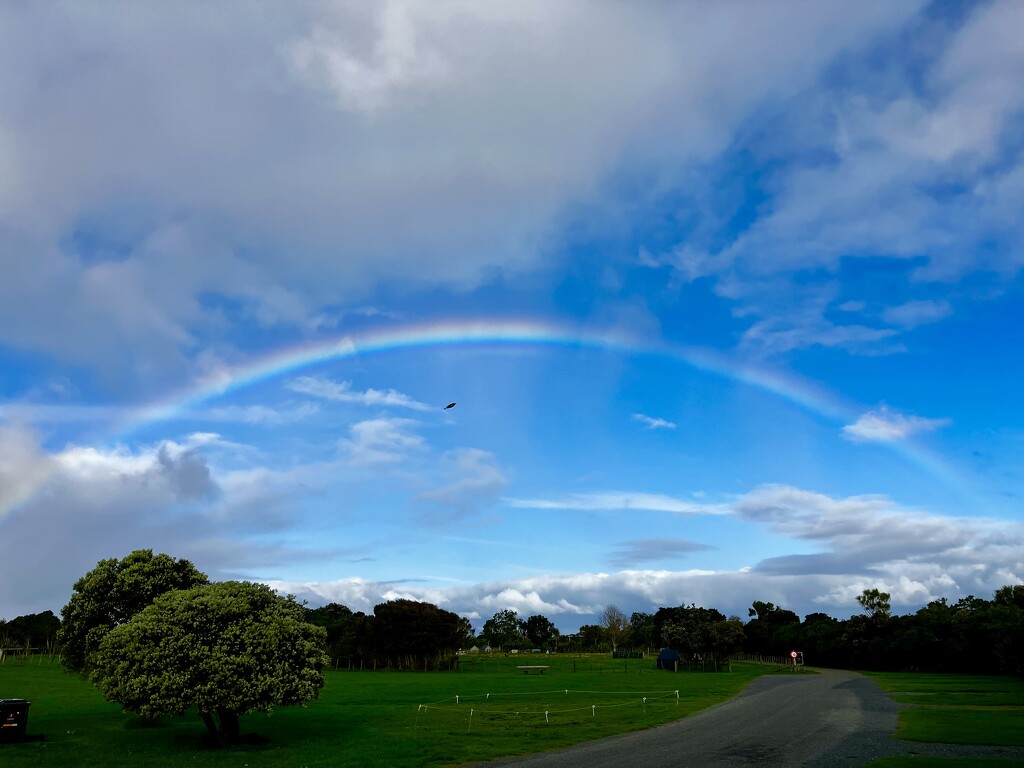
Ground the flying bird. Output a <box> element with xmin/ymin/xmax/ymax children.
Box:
<box><xmin>444</xmin><ymin>402</ymin><xmax>456</xmax><ymax>410</ymax></box>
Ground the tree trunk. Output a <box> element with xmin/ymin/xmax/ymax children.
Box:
<box><xmin>199</xmin><ymin>710</ymin><xmax>218</xmax><ymax>739</ymax></box>
<box><xmin>216</xmin><ymin>708</ymin><xmax>240</xmax><ymax>742</ymax></box>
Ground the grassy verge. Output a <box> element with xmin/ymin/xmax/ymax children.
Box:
<box><xmin>1</xmin><ymin>656</ymin><xmax>772</xmax><ymax>767</ymax></box>
<box><xmin>863</xmin><ymin>671</ymin><xmax>1024</xmax><ymax>752</ymax></box>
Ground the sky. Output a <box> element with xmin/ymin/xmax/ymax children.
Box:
<box><xmin>1</xmin><ymin>0</ymin><xmax>1022</xmax><ymax>632</ymax></box>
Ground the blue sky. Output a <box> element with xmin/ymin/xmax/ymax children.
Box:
<box><xmin>1</xmin><ymin>1</ymin><xmax>1022</xmax><ymax>630</ymax></box>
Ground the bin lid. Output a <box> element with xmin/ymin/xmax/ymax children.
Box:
<box><xmin>0</xmin><ymin>699</ymin><xmax>30</xmax><ymax>704</ymax></box>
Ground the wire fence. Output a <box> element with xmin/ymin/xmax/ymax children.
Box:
<box><xmin>729</xmin><ymin>652</ymin><xmax>794</xmax><ymax>666</ymax></box>
<box><xmin>415</xmin><ymin>688</ymin><xmax>682</xmax><ymax>731</ymax></box>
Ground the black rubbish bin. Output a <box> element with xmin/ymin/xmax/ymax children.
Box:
<box><xmin>0</xmin><ymin>699</ymin><xmax>30</xmax><ymax>744</ymax></box>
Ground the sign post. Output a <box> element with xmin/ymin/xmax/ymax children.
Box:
<box><xmin>790</xmin><ymin>650</ymin><xmax>799</xmax><ymax>672</ymax></box>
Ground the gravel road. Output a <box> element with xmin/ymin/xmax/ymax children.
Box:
<box><xmin>469</xmin><ymin>668</ymin><xmax>1024</xmax><ymax>767</ymax></box>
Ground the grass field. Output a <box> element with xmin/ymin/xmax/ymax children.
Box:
<box><xmin>864</xmin><ymin>672</ymin><xmax>1024</xmax><ymax>748</ymax></box>
<box><xmin>0</xmin><ymin>655</ymin><xmax>775</xmax><ymax>767</ymax></box>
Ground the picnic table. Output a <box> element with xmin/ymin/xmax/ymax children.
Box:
<box><xmin>516</xmin><ymin>665</ymin><xmax>549</xmax><ymax>674</ymax></box>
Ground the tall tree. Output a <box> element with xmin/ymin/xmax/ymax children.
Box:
<box><xmin>371</xmin><ymin>599</ymin><xmax>471</xmax><ymax>669</ymax></box>
<box><xmin>481</xmin><ymin>609</ymin><xmax>526</xmax><ymax>651</ymax></box>
<box><xmin>659</xmin><ymin>605</ymin><xmax>727</xmax><ymax>660</ymax></box>
<box><xmin>576</xmin><ymin>624</ymin><xmax>609</xmax><ymax>651</ymax></box>
<box><xmin>90</xmin><ymin>581</ymin><xmax>328</xmax><ymax>743</ymax></box>
<box><xmin>744</xmin><ymin>600</ymin><xmax>800</xmax><ymax>655</ymax></box>
<box><xmin>857</xmin><ymin>588</ymin><xmax>892</xmax><ymax>621</ymax></box>
<box><xmin>58</xmin><ymin>549</ymin><xmax>208</xmax><ymax>673</ymax></box>
<box><xmin>600</xmin><ymin>605</ymin><xmax>629</xmax><ymax>651</ymax></box>
<box><xmin>629</xmin><ymin>612</ymin><xmax>655</xmax><ymax>650</ymax></box>
<box><xmin>524</xmin><ymin>614</ymin><xmax>558</xmax><ymax>649</ymax></box>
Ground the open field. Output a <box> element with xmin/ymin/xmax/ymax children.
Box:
<box><xmin>864</xmin><ymin>672</ymin><xmax>1024</xmax><ymax>748</ymax></box>
<box><xmin>0</xmin><ymin>655</ymin><xmax>777</xmax><ymax>767</ymax></box>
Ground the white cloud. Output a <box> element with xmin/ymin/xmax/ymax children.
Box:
<box><xmin>3</xmin><ymin>432</ymin><xmax>1021</xmax><ymax>627</ymax></box>
<box><xmin>506</xmin><ymin>491</ymin><xmax>728</xmax><ymax>515</ymax></box>
<box><xmin>273</xmin><ymin>486</ymin><xmax>1023</xmax><ymax>625</ymax></box>
<box><xmin>419</xmin><ymin>448</ymin><xmax>508</xmax><ymax>522</ymax></box>
<box><xmin>340</xmin><ymin>418</ymin><xmax>426</xmax><ymax>464</ymax></box>
<box><xmin>0</xmin><ymin>433</ymin><xmax>347</xmax><ymax>617</ymax></box>
<box><xmin>881</xmin><ymin>300</ymin><xmax>952</xmax><ymax>328</ymax></box>
<box><xmin>288</xmin><ymin>375</ymin><xmax>430</xmax><ymax>411</ymax></box>
<box><xmin>203</xmin><ymin>402</ymin><xmax>321</xmax><ymax>425</ymax></box>
<box><xmin>632</xmin><ymin>413</ymin><xmax>676</xmax><ymax>430</ymax></box>
<box><xmin>842</xmin><ymin>406</ymin><xmax>951</xmax><ymax>443</ymax></box>
<box><xmin>651</xmin><ymin>1</ymin><xmax>1024</xmax><ymax>354</ymax></box>
<box><xmin>0</xmin><ymin>2</ymin><xmax>923</xmax><ymax>378</ymax></box>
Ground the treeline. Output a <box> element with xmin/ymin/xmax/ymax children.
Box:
<box><xmin>609</xmin><ymin>587</ymin><xmax>1024</xmax><ymax>676</ymax></box>
<box><xmin>0</xmin><ymin>610</ymin><xmax>61</xmax><ymax>652</ymax></box>
<box><xmin>6</xmin><ymin>584</ymin><xmax>1022</xmax><ymax>675</ymax></box>
<box><xmin>305</xmin><ymin>599</ymin><xmax>473</xmax><ymax>670</ymax></box>
<box><xmin>743</xmin><ymin>587</ymin><xmax>1024</xmax><ymax>675</ymax></box>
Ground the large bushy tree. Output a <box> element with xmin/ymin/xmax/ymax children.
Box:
<box><xmin>628</xmin><ymin>612</ymin><xmax>655</xmax><ymax>650</ymax></box>
<box><xmin>481</xmin><ymin>609</ymin><xmax>527</xmax><ymax>651</ymax></box>
<box><xmin>90</xmin><ymin>581</ymin><xmax>328</xmax><ymax>742</ymax></box>
<box><xmin>524</xmin><ymin>614</ymin><xmax>558</xmax><ymax>649</ymax></box>
<box><xmin>743</xmin><ymin>600</ymin><xmax>800</xmax><ymax>655</ymax></box>
<box><xmin>306</xmin><ymin>603</ymin><xmax>374</xmax><ymax>665</ymax></box>
<box><xmin>658</xmin><ymin>605</ymin><xmax>728</xmax><ymax>661</ymax></box>
<box><xmin>372</xmin><ymin>599</ymin><xmax>472</xmax><ymax>669</ymax></box>
<box><xmin>58</xmin><ymin>549</ymin><xmax>208</xmax><ymax>673</ymax></box>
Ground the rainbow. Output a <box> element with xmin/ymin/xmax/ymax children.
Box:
<box><xmin>117</xmin><ymin>318</ymin><xmax>853</xmax><ymax>432</ymax></box>
<box><xmin>5</xmin><ymin>318</ymin><xmax>973</xmax><ymax>515</ymax></box>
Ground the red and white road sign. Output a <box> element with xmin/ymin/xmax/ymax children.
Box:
<box><xmin>790</xmin><ymin>651</ymin><xmax>798</xmax><ymax>659</ymax></box>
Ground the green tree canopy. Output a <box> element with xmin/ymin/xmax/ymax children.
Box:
<box><xmin>90</xmin><ymin>580</ymin><xmax>328</xmax><ymax>742</ymax></box>
<box><xmin>628</xmin><ymin>611</ymin><xmax>655</xmax><ymax>649</ymax></box>
<box><xmin>576</xmin><ymin>623</ymin><xmax>609</xmax><ymax>651</ymax></box>
<box><xmin>481</xmin><ymin>609</ymin><xmax>526</xmax><ymax>650</ymax></box>
<box><xmin>58</xmin><ymin>549</ymin><xmax>208</xmax><ymax>673</ymax></box>
<box><xmin>857</xmin><ymin>588</ymin><xmax>892</xmax><ymax>620</ymax></box>
<box><xmin>371</xmin><ymin>599</ymin><xmax>472</xmax><ymax>669</ymax></box>
<box><xmin>2</xmin><ymin>610</ymin><xmax>61</xmax><ymax>649</ymax></box>
<box><xmin>524</xmin><ymin>614</ymin><xmax>558</xmax><ymax>649</ymax></box>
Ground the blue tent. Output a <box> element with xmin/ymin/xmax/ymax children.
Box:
<box><xmin>656</xmin><ymin>648</ymin><xmax>681</xmax><ymax>671</ymax></box>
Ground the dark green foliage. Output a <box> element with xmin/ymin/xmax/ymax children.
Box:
<box><xmin>524</xmin><ymin>614</ymin><xmax>559</xmax><ymax>649</ymax></box>
<box><xmin>628</xmin><ymin>611</ymin><xmax>655</xmax><ymax>649</ymax></box>
<box><xmin>57</xmin><ymin>549</ymin><xmax>208</xmax><ymax>673</ymax></box>
<box><xmin>0</xmin><ymin>610</ymin><xmax>61</xmax><ymax>650</ymax></box>
<box><xmin>857</xmin><ymin>588</ymin><xmax>893</xmax><ymax>620</ymax></box>
<box><xmin>994</xmin><ymin>584</ymin><xmax>1024</xmax><ymax>610</ymax></box>
<box><xmin>89</xmin><ymin>580</ymin><xmax>328</xmax><ymax>741</ymax></box>
<box><xmin>743</xmin><ymin>588</ymin><xmax>1024</xmax><ymax>675</ymax></box>
<box><xmin>481</xmin><ymin>608</ymin><xmax>527</xmax><ymax>651</ymax></box>
<box><xmin>743</xmin><ymin>600</ymin><xmax>800</xmax><ymax>655</ymax></box>
<box><xmin>306</xmin><ymin>602</ymin><xmax>374</xmax><ymax>664</ymax></box>
<box><xmin>576</xmin><ymin>623</ymin><xmax>610</xmax><ymax>651</ymax></box>
<box><xmin>656</xmin><ymin>605</ymin><xmax>741</xmax><ymax>662</ymax></box>
<box><xmin>371</xmin><ymin>599</ymin><xmax>472</xmax><ymax>670</ymax></box>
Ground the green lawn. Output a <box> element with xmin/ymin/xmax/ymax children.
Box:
<box><xmin>0</xmin><ymin>656</ymin><xmax>772</xmax><ymax>767</ymax></box>
<box><xmin>863</xmin><ymin>671</ymin><xmax>1024</xmax><ymax>753</ymax></box>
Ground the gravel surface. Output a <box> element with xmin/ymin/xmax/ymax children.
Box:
<box><xmin>469</xmin><ymin>668</ymin><xmax>1024</xmax><ymax>767</ymax></box>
